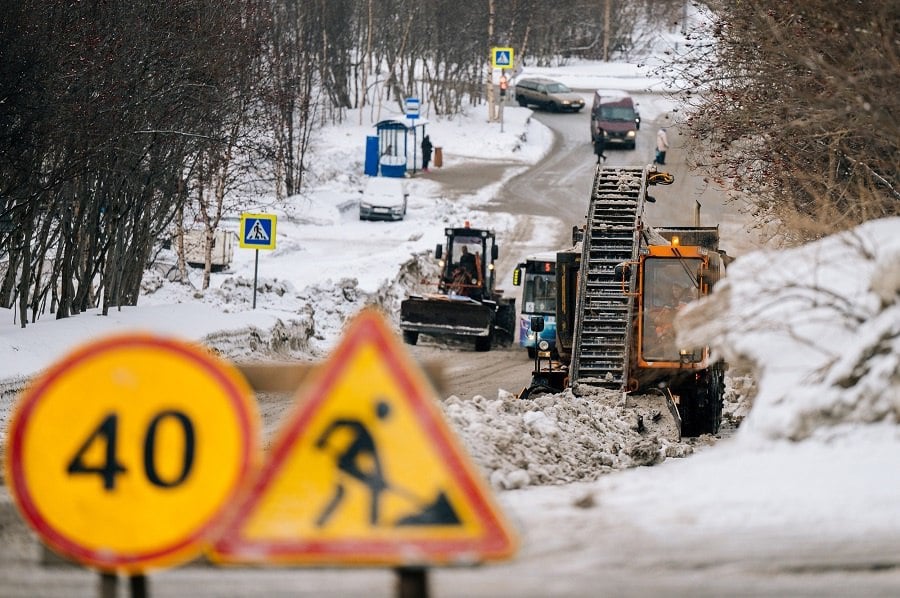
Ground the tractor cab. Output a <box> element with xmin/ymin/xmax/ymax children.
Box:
<box><xmin>435</xmin><ymin>224</ymin><xmax>499</xmax><ymax>299</ymax></box>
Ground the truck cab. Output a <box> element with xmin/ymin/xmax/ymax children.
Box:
<box><xmin>590</xmin><ymin>89</ymin><xmax>639</xmax><ymax>149</ymax></box>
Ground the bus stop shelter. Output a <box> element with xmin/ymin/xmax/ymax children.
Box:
<box><xmin>365</xmin><ymin>119</ymin><xmax>428</xmax><ymax>177</ymax></box>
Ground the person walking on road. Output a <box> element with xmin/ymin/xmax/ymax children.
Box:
<box><xmin>593</xmin><ymin>129</ymin><xmax>607</xmax><ymax>164</ymax></box>
<box><xmin>421</xmin><ymin>135</ymin><xmax>433</xmax><ymax>172</ymax></box>
<box><xmin>655</xmin><ymin>127</ymin><xmax>669</xmax><ymax>165</ymax></box>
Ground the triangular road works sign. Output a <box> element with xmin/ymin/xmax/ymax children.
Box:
<box><xmin>212</xmin><ymin>308</ymin><xmax>518</xmax><ymax>566</ymax></box>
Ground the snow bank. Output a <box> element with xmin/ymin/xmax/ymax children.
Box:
<box><xmin>680</xmin><ymin>216</ymin><xmax>900</xmax><ymax>442</ymax></box>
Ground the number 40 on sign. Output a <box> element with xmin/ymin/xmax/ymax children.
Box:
<box><xmin>3</xmin><ymin>333</ymin><xmax>260</xmax><ymax>573</ymax></box>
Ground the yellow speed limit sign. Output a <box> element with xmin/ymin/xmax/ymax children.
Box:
<box><xmin>3</xmin><ymin>333</ymin><xmax>260</xmax><ymax>573</ymax></box>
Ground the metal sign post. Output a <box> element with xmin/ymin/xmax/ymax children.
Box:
<box><xmin>491</xmin><ymin>49</ymin><xmax>514</xmax><ymax>133</ymax></box>
<box><xmin>253</xmin><ymin>249</ymin><xmax>260</xmax><ymax>309</ymax></box>
<box><xmin>406</xmin><ymin>98</ymin><xmax>420</xmax><ymax>173</ymax></box>
<box><xmin>238</xmin><ymin>213</ymin><xmax>278</xmax><ymax>309</ymax></box>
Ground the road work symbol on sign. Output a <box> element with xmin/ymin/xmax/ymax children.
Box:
<box><xmin>313</xmin><ymin>399</ymin><xmax>460</xmax><ymax>528</ymax></box>
<box><xmin>239</xmin><ymin>212</ymin><xmax>276</xmax><ymax>250</ymax></box>
<box><xmin>3</xmin><ymin>333</ymin><xmax>260</xmax><ymax>573</ymax></box>
<box><xmin>211</xmin><ymin>308</ymin><xmax>518</xmax><ymax>566</ymax></box>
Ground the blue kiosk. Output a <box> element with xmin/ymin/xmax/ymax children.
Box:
<box><xmin>365</xmin><ymin>119</ymin><xmax>428</xmax><ymax>178</ymax></box>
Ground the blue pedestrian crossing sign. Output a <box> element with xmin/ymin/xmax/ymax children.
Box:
<box><xmin>491</xmin><ymin>47</ymin><xmax>514</xmax><ymax>70</ymax></box>
<box><xmin>239</xmin><ymin>213</ymin><xmax>277</xmax><ymax>250</ymax></box>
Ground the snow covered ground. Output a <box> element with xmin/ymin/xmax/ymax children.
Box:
<box><xmin>1</xmin><ymin>57</ymin><xmax>899</xmax><ymax>593</ymax></box>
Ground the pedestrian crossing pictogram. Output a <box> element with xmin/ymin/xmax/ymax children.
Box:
<box><xmin>491</xmin><ymin>47</ymin><xmax>514</xmax><ymax>70</ymax></box>
<box><xmin>247</xmin><ymin>220</ymin><xmax>269</xmax><ymax>241</ymax></box>
<box><xmin>239</xmin><ymin>213</ymin><xmax>277</xmax><ymax>250</ymax></box>
<box><xmin>211</xmin><ymin>308</ymin><xmax>518</xmax><ymax>566</ymax></box>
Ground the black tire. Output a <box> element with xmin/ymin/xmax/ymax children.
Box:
<box><xmin>474</xmin><ymin>334</ymin><xmax>493</xmax><ymax>352</ymax></box>
<box><xmin>402</xmin><ymin>330</ymin><xmax>419</xmax><ymax>345</ymax></box>
<box><xmin>517</xmin><ymin>97</ymin><xmax>527</xmax><ymax>107</ymax></box>
<box><xmin>527</xmin><ymin>347</ymin><xmax>536</xmax><ymax>359</ymax></box>
<box><xmin>495</xmin><ymin>302</ymin><xmax>516</xmax><ymax>346</ymax></box>
<box><xmin>679</xmin><ymin>365</ymin><xmax>724</xmax><ymax>437</ymax></box>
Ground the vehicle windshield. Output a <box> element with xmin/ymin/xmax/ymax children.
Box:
<box><xmin>545</xmin><ymin>83</ymin><xmax>571</xmax><ymax>93</ymax></box>
<box><xmin>447</xmin><ymin>235</ymin><xmax>485</xmax><ymax>282</ymax></box>
<box><xmin>523</xmin><ymin>273</ymin><xmax>556</xmax><ymax>315</ymax></box>
<box><xmin>641</xmin><ymin>257</ymin><xmax>701</xmax><ymax>362</ymax></box>
<box><xmin>599</xmin><ymin>106</ymin><xmax>635</xmax><ymax>121</ymax></box>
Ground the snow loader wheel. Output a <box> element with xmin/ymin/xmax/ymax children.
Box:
<box><xmin>679</xmin><ymin>365</ymin><xmax>724</xmax><ymax>437</ymax></box>
<box><xmin>402</xmin><ymin>330</ymin><xmax>419</xmax><ymax>345</ymax></box>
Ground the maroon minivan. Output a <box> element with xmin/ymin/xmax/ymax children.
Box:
<box><xmin>590</xmin><ymin>89</ymin><xmax>639</xmax><ymax>149</ymax></box>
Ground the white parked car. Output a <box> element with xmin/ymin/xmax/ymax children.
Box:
<box><xmin>359</xmin><ymin>176</ymin><xmax>409</xmax><ymax>221</ymax></box>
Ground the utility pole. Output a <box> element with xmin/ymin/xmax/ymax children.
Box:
<box><xmin>603</xmin><ymin>0</ymin><xmax>611</xmax><ymax>62</ymax></box>
<box><xmin>487</xmin><ymin>0</ymin><xmax>497</xmax><ymax>122</ymax></box>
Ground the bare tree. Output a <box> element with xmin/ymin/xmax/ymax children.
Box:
<box><xmin>672</xmin><ymin>1</ymin><xmax>899</xmax><ymax>243</ymax></box>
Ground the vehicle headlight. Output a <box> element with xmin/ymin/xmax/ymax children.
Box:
<box><xmin>538</xmin><ymin>340</ymin><xmax>550</xmax><ymax>351</ymax></box>
<box><xmin>626</xmin><ymin>131</ymin><xmax>636</xmax><ymax>138</ymax></box>
<box><xmin>360</xmin><ymin>202</ymin><xmax>372</xmax><ymax>209</ymax></box>
<box><xmin>561</xmin><ymin>100</ymin><xmax>571</xmax><ymax>105</ymax></box>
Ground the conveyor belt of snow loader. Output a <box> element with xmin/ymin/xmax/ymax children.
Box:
<box><xmin>570</xmin><ymin>166</ymin><xmax>647</xmax><ymax>389</ymax></box>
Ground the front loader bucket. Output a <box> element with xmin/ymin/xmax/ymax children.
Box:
<box><xmin>400</xmin><ymin>296</ymin><xmax>493</xmax><ymax>338</ymax></box>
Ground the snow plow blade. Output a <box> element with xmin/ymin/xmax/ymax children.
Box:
<box><xmin>400</xmin><ymin>295</ymin><xmax>493</xmax><ymax>338</ymax></box>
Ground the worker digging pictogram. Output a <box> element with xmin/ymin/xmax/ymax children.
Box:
<box><xmin>314</xmin><ymin>398</ymin><xmax>460</xmax><ymax>528</ymax></box>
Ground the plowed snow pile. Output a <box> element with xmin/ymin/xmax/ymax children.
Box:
<box><xmin>441</xmin><ymin>389</ymin><xmax>697</xmax><ymax>490</ymax></box>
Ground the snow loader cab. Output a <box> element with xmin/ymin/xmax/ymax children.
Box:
<box><xmin>633</xmin><ymin>235</ymin><xmax>723</xmax><ymax>373</ymax></box>
<box><xmin>399</xmin><ymin>224</ymin><xmax>515</xmax><ymax>352</ymax></box>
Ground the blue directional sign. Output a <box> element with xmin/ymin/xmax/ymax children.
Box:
<box><xmin>491</xmin><ymin>47</ymin><xmax>514</xmax><ymax>70</ymax></box>
<box><xmin>405</xmin><ymin>97</ymin><xmax>420</xmax><ymax>120</ymax></box>
<box><xmin>239</xmin><ymin>213</ymin><xmax>277</xmax><ymax>250</ymax></box>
